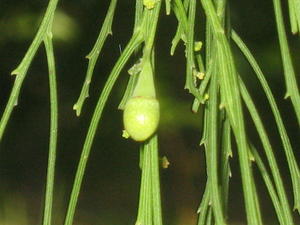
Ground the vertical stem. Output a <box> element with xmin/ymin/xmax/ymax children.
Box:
<box><xmin>200</xmin><ymin>0</ymin><xmax>263</xmax><ymax>224</ymax></box>
<box><xmin>150</xmin><ymin>136</ymin><xmax>162</xmax><ymax>225</ymax></box>
<box><xmin>232</xmin><ymin>30</ymin><xmax>300</xmax><ymax>212</ymax></box>
<box><xmin>43</xmin><ymin>31</ymin><xmax>58</xmax><ymax>225</ymax></box>
<box><xmin>220</xmin><ymin>118</ymin><xmax>231</xmax><ymax>217</ymax></box>
<box><xmin>73</xmin><ymin>0</ymin><xmax>118</xmax><ymax>116</ymax></box>
<box><xmin>207</xmin><ymin>67</ymin><xmax>226</xmax><ymax>225</ymax></box>
<box><xmin>272</xmin><ymin>0</ymin><xmax>300</xmax><ymax>124</ymax></box>
<box><xmin>136</xmin><ymin>135</ymin><xmax>162</xmax><ymax>225</ymax></box>
<box><xmin>0</xmin><ymin>0</ymin><xmax>59</xmax><ymax>142</ymax></box>
<box><xmin>63</xmin><ymin>34</ymin><xmax>143</xmax><ymax>225</ymax></box>
<box><xmin>239</xmin><ymin>78</ymin><xmax>294</xmax><ymax>224</ymax></box>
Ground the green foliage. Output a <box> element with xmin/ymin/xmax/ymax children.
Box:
<box><xmin>0</xmin><ymin>0</ymin><xmax>299</xmax><ymax>224</ymax></box>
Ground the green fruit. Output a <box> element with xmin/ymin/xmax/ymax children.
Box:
<box><xmin>123</xmin><ymin>96</ymin><xmax>159</xmax><ymax>141</ymax></box>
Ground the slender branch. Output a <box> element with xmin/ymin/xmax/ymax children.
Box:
<box><xmin>63</xmin><ymin>31</ymin><xmax>143</xmax><ymax>225</ymax></box>
<box><xmin>73</xmin><ymin>0</ymin><xmax>118</xmax><ymax>116</ymax></box>
<box><xmin>200</xmin><ymin>0</ymin><xmax>262</xmax><ymax>224</ymax></box>
<box><xmin>0</xmin><ymin>0</ymin><xmax>59</xmax><ymax>142</ymax></box>
<box><xmin>43</xmin><ymin>25</ymin><xmax>58</xmax><ymax>225</ymax></box>
<box><xmin>232</xmin><ymin>30</ymin><xmax>300</xmax><ymax>212</ymax></box>
<box><xmin>272</xmin><ymin>0</ymin><xmax>300</xmax><ymax>124</ymax></box>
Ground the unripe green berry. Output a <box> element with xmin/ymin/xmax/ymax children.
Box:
<box><xmin>123</xmin><ymin>96</ymin><xmax>159</xmax><ymax>141</ymax></box>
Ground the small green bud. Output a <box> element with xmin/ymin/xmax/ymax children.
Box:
<box><xmin>123</xmin><ymin>96</ymin><xmax>159</xmax><ymax>141</ymax></box>
<box><xmin>194</xmin><ymin>41</ymin><xmax>203</xmax><ymax>52</ymax></box>
<box><xmin>143</xmin><ymin>0</ymin><xmax>159</xmax><ymax>9</ymax></box>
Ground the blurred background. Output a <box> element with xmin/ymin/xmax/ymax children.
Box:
<box><xmin>0</xmin><ymin>0</ymin><xmax>299</xmax><ymax>224</ymax></box>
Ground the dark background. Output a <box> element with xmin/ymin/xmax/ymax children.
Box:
<box><xmin>0</xmin><ymin>0</ymin><xmax>299</xmax><ymax>224</ymax></box>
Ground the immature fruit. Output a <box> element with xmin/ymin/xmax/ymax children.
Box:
<box><xmin>123</xmin><ymin>96</ymin><xmax>159</xmax><ymax>141</ymax></box>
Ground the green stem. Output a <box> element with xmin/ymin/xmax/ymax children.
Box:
<box><xmin>63</xmin><ymin>33</ymin><xmax>143</xmax><ymax>225</ymax></box>
<box><xmin>207</xmin><ymin>68</ymin><xmax>226</xmax><ymax>224</ymax></box>
<box><xmin>173</xmin><ymin>0</ymin><xmax>189</xmax><ymax>35</ymax></box>
<box><xmin>43</xmin><ymin>27</ymin><xmax>58</xmax><ymax>225</ymax></box>
<box><xmin>142</xmin><ymin>141</ymin><xmax>152</xmax><ymax>225</ymax></box>
<box><xmin>197</xmin><ymin>182</ymin><xmax>210</xmax><ymax>225</ymax></box>
<box><xmin>232</xmin><ymin>30</ymin><xmax>300</xmax><ymax>212</ymax></box>
<box><xmin>250</xmin><ymin>144</ymin><xmax>285</xmax><ymax>225</ymax></box>
<box><xmin>136</xmin><ymin>145</ymin><xmax>147</xmax><ymax>223</ymax></box>
<box><xmin>150</xmin><ymin>136</ymin><xmax>162</xmax><ymax>225</ymax></box>
<box><xmin>143</xmin><ymin>3</ymin><xmax>162</xmax><ymax>59</ymax></box>
<box><xmin>136</xmin><ymin>135</ymin><xmax>162</xmax><ymax>225</ymax></box>
<box><xmin>0</xmin><ymin>0</ymin><xmax>59</xmax><ymax>142</ymax></box>
<box><xmin>118</xmin><ymin>0</ymin><xmax>144</xmax><ymax>110</ymax></box>
<box><xmin>287</xmin><ymin>0</ymin><xmax>298</xmax><ymax>33</ymax></box>
<box><xmin>239</xmin><ymin>78</ymin><xmax>294</xmax><ymax>224</ymax></box>
<box><xmin>132</xmin><ymin>2</ymin><xmax>161</xmax><ymax>99</ymax></box>
<box><xmin>73</xmin><ymin>0</ymin><xmax>118</xmax><ymax>116</ymax></box>
<box><xmin>170</xmin><ymin>0</ymin><xmax>188</xmax><ymax>56</ymax></box>
<box><xmin>272</xmin><ymin>0</ymin><xmax>300</xmax><ymax>124</ymax></box>
<box><xmin>200</xmin><ymin>1</ymin><xmax>262</xmax><ymax>224</ymax></box>
<box><xmin>185</xmin><ymin>0</ymin><xmax>196</xmax><ymax>92</ymax></box>
<box><xmin>220</xmin><ymin>118</ymin><xmax>231</xmax><ymax>217</ymax></box>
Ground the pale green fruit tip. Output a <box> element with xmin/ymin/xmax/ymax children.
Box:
<box><xmin>123</xmin><ymin>97</ymin><xmax>159</xmax><ymax>142</ymax></box>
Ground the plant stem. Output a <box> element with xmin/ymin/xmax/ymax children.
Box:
<box><xmin>73</xmin><ymin>0</ymin><xmax>118</xmax><ymax>116</ymax></box>
<box><xmin>232</xmin><ymin>31</ymin><xmax>300</xmax><ymax>212</ymax></box>
<box><xmin>239</xmin><ymin>78</ymin><xmax>294</xmax><ymax>224</ymax></box>
<box><xmin>220</xmin><ymin>118</ymin><xmax>231</xmax><ymax>217</ymax></box>
<box><xmin>207</xmin><ymin>65</ymin><xmax>226</xmax><ymax>224</ymax></box>
<box><xmin>185</xmin><ymin>0</ymin><xmax>197</xmax><ymax>93</ymax></box>
<box><xmin>136</xmin><ymin>135</ymin><xmax>162</xmax><ymax>225</ymax></box>
<box><xmin>0</xmin><ymin>0</ymin><xmax>59</xmax><ymax>142</ymax></box>
<box><xmin>197</xmin><ymin>181</ymin><xmax>210</xmax><ymax>225</ymax></box>
<box><xmin>150</xmin><ymin>136</ymin><xmax>162</xmax><ymax>225</ymax></box>
<box><xmin>63</xmin><ymin>32</ymin><xmax>143</xmax><ymax>225</ymax></box>
<box><xmin>43</xmin><ymin>26</ymin><xmax>58</xmax><ymax>225</ymax></box>
<box><xmin>250</xmin><ymin>145</ymin><xmax>286</xmax><ymax>225</ymax></box>
<box><xmin>200</xmin><ymin>0</ymin><xmax>262</xmax><ymax>224</ymax></box>
<box><xmin>272</xmin><ymin>0</ymin><xmax>300</xmax><ymax>124</ymax></box>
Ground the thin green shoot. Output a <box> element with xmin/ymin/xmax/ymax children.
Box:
<box><xmin>63</xmin><ymin>32</ymin><xmax>143</xmax><ymax>225</ymax></box>
<box><xmin>0</xmin><ymin>0</ymin><xmax>59</xmax><ymax>142</ymax></box>
<box><xmin>239</xmin><ymin>78</ymin><xmax>294</xmax><ymax>224</ymax></box>
<box><xmin>220</xmin><ymin>118</ymin><xmax>231</xmax><ymax>217</ymax></box>
<box><xmin>136</xmin><ymin>135</ymin><xmax>162</xmax><ymax>225</ymax></box>
<box><xmin>287</xmin><ymin>0</ymin><xmax>300</xmax><ymax>34</ymax></box>
<box><xmin>73</xmin><ymin>0</ymin><xmax>118</xmax><ymax>116</ymax></box>
<box><xmin>64</xmin><ymin>2</ymin><xmax>163</xmax><ymax>223</ymax></box>
<box><xmin>0</xmin><ymin>1</ymin><xmax>59</xmax><ymax>224</ymax></box>
<box><xmin>272</xmin><ymin>0</ymin><xmax>300</xmax><ymax>124</ymax></box>
<box><xmin>200</xmin><ymin>0</ymin><xmax>262</xmax><ymax>223</ymax></box>
<box><xmin>206</xmin><ymin>61</ymin><xmax>226</xmax><ymax>224</ymax></box>
<box><xmin>197</xmin><ymin>182</ymin><xmax>210</xmax><ymax>225</ymax></box>
<box><xmin>232</xmin><ymin>31</ymin><xmax>300</xmax><ymax>212</ymax></box>
<box><xmin>170</xmin><ymin>0</ymin><xmax>189</xmax><ymax>55</ymax></box>
<box><xmin>43</xmin><ymin>25</ymin><xmax>58</xmax><ymax>225</ymax></box>
<box><xmin>249</xmin><ymin>143</ymin><xmax>286</xmax><ymax>225</ymax></box>
<box><xmin>185</xmin><ymin>0</ymin><xmax>199</xmax><ymax>96</ymax></box>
